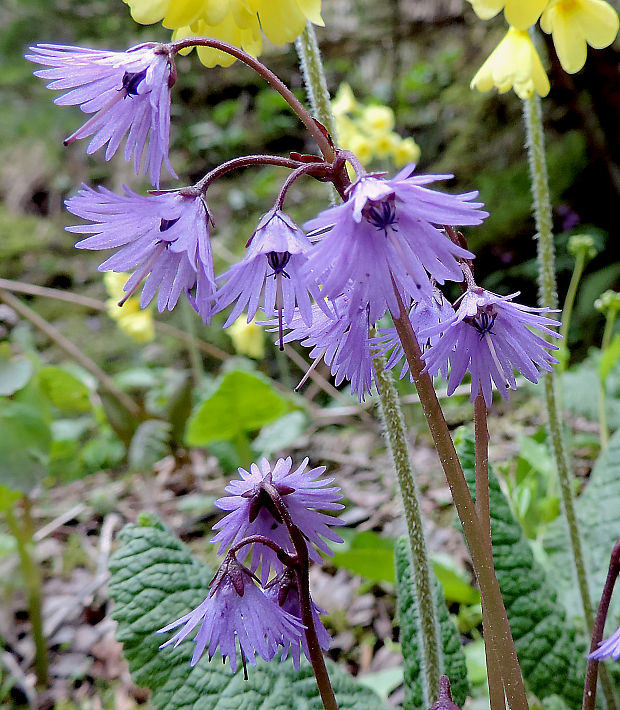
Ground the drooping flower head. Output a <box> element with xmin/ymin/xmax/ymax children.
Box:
<box><xmin>421</xmin><ymin>288</ymin><xmax>561</xmax><ymax>405</ymax></box>
<box><xmin>211</xmin><ymin>457</ymin><xmax>344</xmax><ymax>582</ymax></box>
<box><xmin>268</xmin><ymin>292</ymin><xmax>376</xmax><ymax>401</ymax></box>
<box><xmin>123</xmin><ymin>0</ymin><xmax>324</xmax><ymax>67</ymax></box>
<box><xmin>471</xmin><ymin>27</ymin><xmax>550</xmax><ymax>99</ymax></box>
<box><xmin>467</xmin><ymin>0</ymin><xmax>549</xmax><ymax>29</ymax></box>
<box><xmin>66</xmin><ymin>184</ymin><xmax>215</xmax><ymax>322</ymax></box>
<box><xmin>27</xmin><ymin>43</ymin><xmax>176</xmax><ymax>187</ymax></box>
<box><xmin>265</xmin><ymin>569</ymin><xmax>331</xmax><ymax>669</ymax></box>
<box><xmin>216</xmin><ymin>210</ymin><xmax>329</xmax><ymax>348</ymax></box>
<box><xmin>304</xmin><ymin>165</ymin><xmax>486</xmax><ymax>325</ymax></box>
<box><xmin>373</xmin><ymin>287</ymin><xmax>455</xmax><ymax>382</ymax></box>
<box><xmin>540</xmin><ymin>0</ymin><xmax>619</xmax><ymax>74</ymax></box>
<box><xmin>158</xmin><ymin>555</ymin><xmax>304</xmax><ymax>671</ymax></box>
<box><xmin>588</xmin><ymin>625</ymin><xmax>620</xmax><ymax>662</ymax></box>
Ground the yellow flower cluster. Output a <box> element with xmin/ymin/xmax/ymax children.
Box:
<box><xmin>331</xmin><ymin>84</ymin><xmax>421</xmax><ymax>168</ymax></box>
<box><xmin>104</xmin><ymin>272</ymin><xmax>155</xmax><ymax>344</ymax></box>
<box><xmin>469</xmin><ymin>0</ymin><xmax>618</xmax><ymax>99</ymax></box>
<box><xmin>123</xmin><ymin>0</ymin><xmax>323</xmax><ymax>67</ymax></box>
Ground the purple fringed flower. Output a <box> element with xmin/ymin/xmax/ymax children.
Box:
<box><xmin>421</xmin><ymin>288</ymin><xmax>561</xmax><ymax>406</ymax></box>
<box><xmin>211</xmin><ymin>457</ymin><xmax>344</xmax><ymax>582</ymax></box>
<box><xmin>27</xmin><ymin>43</ymin><xmax>176</xmax><ymax>187</ymax></box>
<box><xmin>158</xmin><ymin>556</ymin><xmax>304</xmax><ymax>671</ymax></box>
<box><xmin>304</xmin><ymin>165</ymin><xmax>487</xmax><ymax>324</ymax></box>
<box><xmin>265</xmin><ymin>570</ymin><xmax>331</xmax><ymax>670</ymax></box>
<box><xmin>66</xmin><ymin>184</ymin><xmax>215</xmax><ymax>322</ymax></box>
<box><xmin>373</xmin><ymin>288</ymin><xmax>455</xmax><ymax>382</ymax></box>
<box><xmin>268</xmin><ymin>293</ymin><xmax>375</xmax><ymax>401</ymax></box>
<box><xmin>589</xmin><ymin>626</ymin><xmax>620</xmax><ymax>661</ymax></box>
<box><xmin>216</xmin><ymin>210</ymin><xmax>329</xmax><ymax>348</ymax></box>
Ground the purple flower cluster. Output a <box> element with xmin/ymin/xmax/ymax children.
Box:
<box><xmin>29</xmin><ymin>39</ymin><xmax>563</xmax><ymax>402</ymax></box>
<box><xmin>158</xmin><ymin>457</ymin><xmax>342</xmax><ymax>672</ymax></box>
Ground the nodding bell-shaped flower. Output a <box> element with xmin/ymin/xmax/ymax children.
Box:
<box><xmin>216</xmin><ymin>209</ymin><xmax>330</xmax><ymax>349</ymax></box>
<box><xmin>27</xmin><ymin>42</ymin><xmax>176</xmax><ymax>187</ymax></box>
<box><xmin>157</xmin><ymin>555</ymin><xmax>305</xmax><ymax>672</ymax></box>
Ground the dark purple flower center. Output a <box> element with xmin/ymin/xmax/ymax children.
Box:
<box><xmin>159</xmin><ymin>216</ymin><xmax>180</xmax><ymax>232</ymax></box>
<box><xmin>470</xmin><ymin>311</ymin><xmax>497</xmax><ymax>340</ymax></box>
<box><xmin>365</xmin><ymin>199</ymin><xmax>399</xmax><ymax>236</ymax></box>
<box><xmin>267</xmin><ymin>251</ymin><xmax>291</xmax><ymax>278</ymax></box>
<box><xmin>120</xmin><ymin>68</ymin><xmax>148</xmax><ymax>97</ymax></box>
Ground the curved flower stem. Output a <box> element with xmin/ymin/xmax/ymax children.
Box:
<box><xmin>169</xmin><ymin>38</ymin><xmax>335</xmax><ymax>162</ymax></box>
<box><xmin>583</xmin><ymin>539</ymin><xmax>620</xmax><ymax>710</ymax></box>
<box><xmin>263</xmin><ymin>482</ymin><xmax>338</xmax><ymax>710</ymax></box>
<box><xmin>558</xmin><ymin>248</ymin><xmax>587</xmax><ymax>370</ymax></box>
<box><xmin>275</xmin><ymin>162</ymin><xmax>333</xmax><ymax>209</ymax></box>
<box><xmin>6</xmin><ymin>497</ymin><xmax>48</xmax><ymax>688</ymax></box>
<box><xmin>373</xmin><ymin>350</ymin><xmax>442</xmax><ymax>705</ymax></box>
<box><xmin>599</xmin><ymin>308</ymin><xmax>617</xmax><ymax>448</ymax></box>
<box><xmin>474</xmin><ymin>392</ymin><xmax>506</xmax><ymax>710</ymax></box>
<box><xmin>194</xmin><ymin>154</ymin><xmax>305</xmax><ymax>193</ymax></box>
<box><xmin>523</xmin><ymin>94</ymin><xmax>617</xmax><ymax>710</ymax></box>
<box><xmin>390</xmin><ymin>289</ymin><xmax>529</xmax><ymax>710</ymax></box>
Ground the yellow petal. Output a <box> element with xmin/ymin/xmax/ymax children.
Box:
<box><xmin>545</xmin><ymin>3</ymin><xmax>588</xmax><ymax>72</ymax></box>
<box><xmin>468</xmin><ymin>0</ymin><xmax>504</xmax><ymax>20</ymax></box>
<box><xmin>505</xmin><ymin>0</ymin><xmax>550</xmax><ymax>29</ymax></box>
<box><xmin>123</xmin><ymin>0</ymin><xmax>170</xmax><ymax>24</ymax></box>
<box><xmin>162</xmin><ymin>0</ymin><xmax>206</xmax><ymax>28</ymax></box>
<box><xmin>253</xmin><ymin>0</ymin><xmax>307</xmax><ymax>44</ymax></box>
<box><xmin>201</xmin><ymin>0</ymin><xmax>229</xmax><ymax>26</ymax></box>
<box><xmin>295</xmin><ymin>0</ymin><xmax>324</xmax><ymax>26</ymax></box>
<box><xmin>575</xmin><ymin>0</ymin><xmax>619</xmax><ymax>48</ymax></box>
<box><xmin>171</xmin><ymin>26</ymin><xmax>197</xmax><ymax>55</ymax></box>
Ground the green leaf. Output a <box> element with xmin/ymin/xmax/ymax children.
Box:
<box><xmin>358</xmin><ymin>667</ymin><xmax>403</xmax><ymax>700</ymax></box>
<box><xmin>457</xmin><ymin>431</ymin><xmax>587</xmax><ymax>707</ymax></box>
<box><xmin>185</xmin><ymin>370</ymin><xmax>288</xmax><ymax>446</ymax></box>
<box><xmin>38</xmin><ymin>366</ymin><xmax>91</xmax><ymax>412</ymax></box>
<box><xmin>463</xmin><ymin>639</ymin><xmax>487</xmax><ymax>687</ymax></box>
<box><xmin>0</xmin><ymin>400</ymin><xmax>51</xmax><ymax>493</ymax></box>
<box><xmin>253</xmin><ymin>411</ymin><xmax>309</xmax><ymax>458</ymax></box>
<box><xmin>543</xmin><ymin>428</ymin><xmax>620</xmax><ymax>623</ymax></box>
<box><xmin>128</xmin><ymin>420</ymin><xmax>171</xmax><ymax>471</ymax></box>
<box><xmin>332</xmin><ymin>531</ymin><xmax>395</xmax><ymax>583</ymax></box>
<box><xmin>109</xmin><ymin>518</ymin><xmax>392</xmax><ymax>710</ymax></box>
<box><xmin>0</xmin><ymin>484</ymin><xmax>21</xmax><ymax>513</ymax></box>
<box><xmin>431</xmin><ymin>553</ymin><xmax>480</xmax><ymax>606</ymax></box>
<box><xmin>0</xmin><ymin>350</ymin><xmax>33</xmax><ymax>396</ymax></box>
<box><xmin>395</xmin><ymin>537</ymin><xmax>470</xmax><ymax>709</ymax></box>
<box><xmin>599</xmin><ymin>334</ymin><xmax>620</xmax><ymax>385</ymax></box>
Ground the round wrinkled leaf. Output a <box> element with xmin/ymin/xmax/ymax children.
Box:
<box><xmin>0</xmin><ymin>353</ymin><xmax>33</xmax><ymax>396</ymax></box>
<box><xmin>38</xmin><ymin>366</ymin><xmax>92</xmax><ymax>413</ymax></box>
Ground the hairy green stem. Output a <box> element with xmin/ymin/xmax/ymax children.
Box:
<box><xmin>391</xmin><ymin>292</ymin><xmax>529</xmax><ymax>710</ymax></box>
<box><xmin>524</xmin><ymin>95</ymin><xmax>617</xmax><ymax>710</ymax></box>
<box><xmin>6</xmin><ymin>498</ymin><xmax>48</xmax><ymax>687</ymax></box>
<box><xmin>374</xmin><ymin>352</ymin><xmax>442</xmax><ymax>705</ymax></box>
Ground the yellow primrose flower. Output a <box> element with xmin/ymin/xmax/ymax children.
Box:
<box><xmin>227</xmin><ymin>315</ymin><xmax>265</xmax><ymax>359</ymax></box>
<box><xmin>467</xmin><ymin>0</ymin><xmax>550</xmax><ymax>29</ymax></box>
<box><xmin>362</xmin><ymin>105</ymin><xmax>395</xmax><ymax>135</ymax></box>
<box><xmin>104</xmin><ymin>272</ymin><xmax>155</xmax><ymax>343</ymax></box>
<box><xmin>123</xmin><ymin>0</ymin><xmax>323</xmax><ymax>67</ymax></box>
<box><xmin>471</xmin><ymin>27</ymin><xmax>550</xmax><ymax>99</ymax></box>
<box><xmin>391</xmin><ymin>137</ymin><xmax>421</xmax><ymax>167</ymax></box>
<box><xmin>331</xmin><ymin>83</ymin><xmax>358</xmax><ymax>115</ymax></box>
<box><xmin>540</xmin><ymin>0</ymin><xmax>619</xmax><ymax>74</ymax></box>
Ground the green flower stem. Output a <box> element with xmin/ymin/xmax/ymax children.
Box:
<box><xmin>523</xmin><ymin>95</ymin><xmax>617</xmax><ymax>710</ymax></box>
<box><xmin>475</xmin><ymin>393</ymin><xmax>506</xmax><ymax>710</ymax></box>
<box><xmin>599</xmin><ymin>307</ymin><xmax>618</xmax><ymax>447</ymax></box>
<box><xmin>374</xmin><ymin>351</ymin><xmax>442</xmax><ymax>705</ymax></box>
<box><xmin>181</xmin><ymin>298</ymin><xmax>203</xmax><ymax>388</ymax></box>
<box><xmin>559</xmin><ymin>249</ymin><xmax>587</xmax><ymax>371</ymax></box>
<box><xmin>295</xmin><ymin>23</ymin><xmax>337</xmax><ymax>140</ymax></box>
<box><xmin>6</xmin><ymin>497</ymin><xmax>48</xmax><ymax>687</ymax></box>
<box><xmin>390</xmin><ymin>292</ymin><xmax>529</xmax><ymax>710</ymax></box>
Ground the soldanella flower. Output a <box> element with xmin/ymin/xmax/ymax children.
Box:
<box><xmin>373</xmin><ymin>289</ymin><xmax>455</xmax><ymax>382</ymax></box>
<box><xmin>305</xmin><ymin>165</ymin><xmax>485</xmax><ymax>325</ymax></box>
<box><xmin>421</xmin><ymin>288</ymin><xmax>561</xmax><ymax>405</ymax></box>
<box><xmin>588</xmin><ymin>626</ymin><xmax>620</xmax><ymax>661</ymax></box>
<box><xmin>211</xmin><ymin>457</ymin><xmax>343</xmax><ymax>582</ymax></box>
<box><xmin>269</xmin><ymin>293</ymin><xmax>376</xmax><ymax>401</ymax></box>
<box><xmin>541</xmin><ymin>0</ymin><xmax>619</xmax><ymax>74</ymax></box>
<box><xmin>216</xmin><ymin>210</ymin><xmax>328</xmax><ymax>348</ymax></box>
<box><xmin>66</xmin><ymin>185</ymin><xmax>215</xmax><ymax>322</ymax></box>
<box><xmin>27</xmin><ymin>43</ymin><xmax>176</xmax><ymax>187</ymax></box>
<box><xmin>266</xmin><ymin>570</ymin><xmax>331</xmax><ymax>669</ymax></box>
<box><xmin>158</xmin><ymin>555</ymin><xmax>304</xmax><ymax>670</ymax></box>
<box><xmin>123</xmin><ymin>0</ymin><xmax>323</xmax><ymax>67</ymax></box>
<box><xmin>471</xmin><ymin>27</ymin><xmax>550</xmax><ymax>99</ymax></box>
<box><xmin>467</xmin><ymin>0</ymin><xmax>550</xmax><ymax>29</ymax></box>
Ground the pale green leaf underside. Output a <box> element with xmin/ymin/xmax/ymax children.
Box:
<box><xmin>108</xmin><ymin>515</ymin><xmax>391</xmax><ymax>710</ymax></box>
